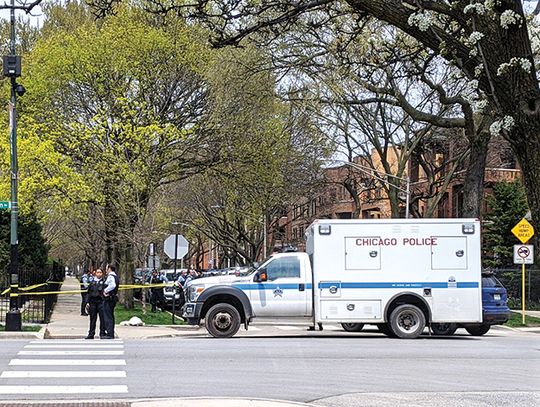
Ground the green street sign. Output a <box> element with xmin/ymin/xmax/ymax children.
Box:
<box><xmin>0</xmin><ymin>201</ymin><xmax>10</xmax><ymax>210</ymax></box>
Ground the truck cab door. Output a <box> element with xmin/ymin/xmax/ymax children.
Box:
<box><xmin>250</xmin><ymin>255</ymin><xmax>308</xmax><ymax>317</ymax></box>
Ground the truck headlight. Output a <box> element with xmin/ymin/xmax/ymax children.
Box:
<box><xmin>188</xmin><ymin>285</ymin><xmax>205</xmax><ymax>302</ymax></box>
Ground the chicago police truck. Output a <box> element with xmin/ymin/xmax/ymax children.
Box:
<box><xmin>182</xmin><ymin>219</ymin><xmax>483</xmax><ymax>339</ymax></box>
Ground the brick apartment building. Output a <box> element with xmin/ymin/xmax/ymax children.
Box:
<box><xmin>273</xmin><ymin>135</ymin><xmax>521</xmax><ymax>251</ymax></box>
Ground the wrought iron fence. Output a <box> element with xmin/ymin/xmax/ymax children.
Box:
<box><xmin>491</xmin><ymin>267</ymin><xmax>540</xmax><ymax>308</ymax></box>
<box><xmin>0</xmin><ymin>261</ymin><xmax>65</xmax><ymax>324</ymax></box>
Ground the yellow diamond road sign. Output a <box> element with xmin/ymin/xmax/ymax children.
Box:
<box><xmin>511</xmin><ymin>218</ymin><xmax>535</xmax><ymax>244</ymax></box>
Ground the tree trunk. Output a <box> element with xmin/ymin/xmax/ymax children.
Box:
<box><xmin>461</xmin><ymin>130</ymin><xmax>491</xmax><ymax>218</ymax></box>
<box><xmin>387</xmin><ymin>187</ymin><xmax>401</xmax><ymax>218</ymax></box>
<box><xmin>343</xmin><ymin>179</ymin><xmax>361</xmax><ymax>219</ymax></box>
<box><xmin>118</xmin><ymin>238</ymin><xmax>135</xmax><ymax>310</ymax></box>
<box><xmin>513</xmin><ymin>135</ymin><xmax>540</xmax><ymax>235</ymax></box>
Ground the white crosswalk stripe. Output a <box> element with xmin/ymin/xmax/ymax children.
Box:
<box><xmin>24</xmin><ymin>344</ymin><xmax>124</xmax><ymax>349</ymax></box>
<box><xmin>28</xmin><ymin>340</ymin><xmax>124</xmax><ymax>344</ymax></box>
<box><xmin>0</xmin><ymin>385</ymin><xmax>128</xmax><ymax>394</ymax></box>
<box><xmin>18</xmin><ymin>350</ymin><xmax>125</xmax><ymax>356</ymax></box>
<box><xmin>1</xmin><ymin>371</ymin><xmax>126</xmax><ymax>378</ymax></box>
<box><xmin>9</xmin><ymin>359</ymin><xmax>126</xmax><ymax>366</ymax></box>
<box><xmin>0</xmin><ymin>339</ymin><xmax>128</xmax><ymax>396</ymax></box>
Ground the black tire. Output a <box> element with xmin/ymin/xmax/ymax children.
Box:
<box><xmin>389</xmin><ymin>304</ymin><xmax>426</xmax><ymax>339</ymax></box>
<box><xmin>465</xmin><ymin>324</ymin><xmax>491</xmax><ymax>336</ymax></box>
<box><xmin>205</xmin><ymin>303</ymin><xmax>241</xmax><ymax>338</ymax></box>
<box><xmin>431</xmin><ymin>323</ymin><xmax>458</xmax><ymax>336</ymax></box>
<box><xmin>341</xmin><ymin>323</ymin><xmax>365</xmax><ymax>332</ymax></box>
<box><xmin>376</xmin><ymin>323</ymin><xmax>396</xmax><ymax>337</ymax></box>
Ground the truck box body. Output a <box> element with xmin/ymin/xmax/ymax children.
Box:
<box><xmin>306</xmin><ymin>219</ymin><xmax>483</xmax><ymax>325</ymax></box>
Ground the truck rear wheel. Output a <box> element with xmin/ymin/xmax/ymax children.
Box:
<box><xmin>205</xmin><ymin>303</ymin><xmax>241</xmax><ymax>338</ymax></box>
<box><xmin>465</xmin><ymin>324</ymin><xmax>490</xmax><ymax>336</ymax></box>
<box><xmin>389</xmin><ymin>304</ymin><xmax>426</xmax><ymax>339</ymax></box>
<box><xmin>341</xmin><ymin>323</ymin><xmax>364</xmax><ymax>332</ymax></box>
<box><xmin>431</xmin><ymin>323</ymin><xmax>458</xmax><ymax>336</ymax></box>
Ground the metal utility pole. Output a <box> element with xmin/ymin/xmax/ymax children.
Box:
<box><xmin>262</xmin><ymin>213</ymin><xmax>267</xmax><ymax>259</ymax></box>
<box><xmin>4</xmin><ymin>0</ymin><xmax>25</xmax><ymax>332</ymax></box>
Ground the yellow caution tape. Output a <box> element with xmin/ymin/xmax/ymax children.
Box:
<box><xmin>7</xmin><ymin>283</ymin><xmax>178</xmax><ymax>297</ymax></box>
<box><xmin>19</xmin><ymin>283</ymin><xmax>48</xmax><ymax>291</ymax></box>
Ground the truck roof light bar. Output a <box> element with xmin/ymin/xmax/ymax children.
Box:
<box><xmin>462</xmin><ymin>223</ymin><xmax>475</xmax><ymax>234</ymax></box>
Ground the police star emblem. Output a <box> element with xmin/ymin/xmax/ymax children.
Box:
<box><xmin>273</xmin><ymin>286</ymin><xmax>283</xmax><ymax>297</ymax></box>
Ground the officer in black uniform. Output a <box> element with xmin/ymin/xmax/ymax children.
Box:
<box><xmin>80</xmin><ymin>269</ymin><xmax>91</xmax><ymax>316</ymax></box>
<box><xmin>102</xmin><ymin>265</ymin><xmax>119</xmax><ymax>339</ymax></box>
<box><xmin>149</xmin><ymin>269</ymin><xmax>167</xmax><ymax>312</ymax></box>
<box><xmin>85</xmin><ymin>268</ymin><xmax>107</xmax><ymax>339</ymax></box>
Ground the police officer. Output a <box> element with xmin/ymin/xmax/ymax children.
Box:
<box><xmin>80</xmin><ymin>269</ymin><xmax>91</xmax><ymax>316</ymax></box>
<box><xmin>149</xmin><ymin>269</ymin><xmax>167</xmax><ymax>312</ymax></box>
<box><xmin>102</xmin><ymin>265</ymin><xmax>119</xmax><ymax>339</ymax></box>
<box><xmin>85</xmin><ymin>268</ymin><xmax>107</xmax><ymax>339</ymax></box>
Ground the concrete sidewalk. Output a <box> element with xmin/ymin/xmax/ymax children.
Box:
<box><xmin>0</xmin><ymin>276</ymin><xmax>201</xmax><ymax>340</ymax></box>
<box><xmin>4</xmin><ymin>397</ymin><xmax>316</xmax><ymax>406</ymax></box>
<box><xmin>40</xmin><ymin>276</ymin><xmax>201</xmax><ymax>340</ymax></box>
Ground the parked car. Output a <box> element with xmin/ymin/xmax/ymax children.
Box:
<box><xmin>159</xmin><ymin>269</ymin><xmax>186</xmax><ymax>308</ymax></box>
<box><xmin>342</xmin><ymin>272</ymin><xmax>511</xmax><ymax>336</ymax></box>
<box><xmin>133</xmin><ymin>268</ymin><xmax>152</xmax><ymax>299</ymax></box>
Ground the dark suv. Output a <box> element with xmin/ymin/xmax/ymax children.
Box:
<box><xmin>480</xmin><ymin>272</ymin><xmax>512</xmax><ymax>326</ymax></box>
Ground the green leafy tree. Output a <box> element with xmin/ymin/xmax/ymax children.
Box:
<box><xmin>483</xmin><ymin>180</ymin><xmax>529</xmax><ymax>268</ymax></box>
<box><xmin>18</xmin><ymin>4</ymin><xmax>221</xmax><ymax>307</ymax></box>
<box><xmin>0</xmin><ymin>210</ymin><xmax>48</xmax><ymax>289</ymax></box>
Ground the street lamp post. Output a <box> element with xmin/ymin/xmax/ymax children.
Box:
<box><xmin>263</xmin><ymin>214</ymin><xmax>267</xmax><ymax>259</ymax></box>
<box><xmin>340</xmin><ymin>161</ymin><xmax>411</xmax><ymax>219</ymax></box>
<box><xmin>4</xmin><ymin>0</ymin><xmax>25</xmax><ymax>332</ymax></box>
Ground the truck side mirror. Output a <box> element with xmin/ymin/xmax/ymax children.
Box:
<box><xmin>255</xmin><ymin>269</ymin><xmax>267</xmax><ymax>282</ymax></box>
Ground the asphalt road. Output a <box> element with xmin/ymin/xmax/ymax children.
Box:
<box><xmin>0</xmin><ymin>326</ymin><xmax>538</xmax><ymax>406</ymax></box>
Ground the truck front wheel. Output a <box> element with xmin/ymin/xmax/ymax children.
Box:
<box><xmin>389</xmin><ymin>304</ymin><xmax>426</xmax><ymax>339</ymax></box>
<box><xmin>205</xmin><ymin>303</ymin><xmax>241</xmax><ymax>338</ymax></box>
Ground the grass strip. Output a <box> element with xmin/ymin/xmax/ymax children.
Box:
<box><xmin>114</xmin><ymin>302</ymin><xmax>184</xmax><ymax>326</ymax></box>
<box><xmin>0</xmin><ymin>324</ymin><xmax>42</xmax><ymax>332</ymax></box>
<box><xmin>505</xmin><ymin>312</ymin><xmax>540</xmax><ymax>327</ymax></box>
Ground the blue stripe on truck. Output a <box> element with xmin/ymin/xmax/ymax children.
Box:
<box><xmin>319</xmin><ymin>282</ymin><xmax>479</xmax><ymax>289</ymax></box>
<box><xmin>231</xmin><ymin>282</ymin><xmax>478</xmax><ymax>290</ymax></box>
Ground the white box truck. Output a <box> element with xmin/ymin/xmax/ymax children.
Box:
<box><xmin>182</xmin><ymin>219</ymin><xmax>483</xmax><ymax>339</ymax></box>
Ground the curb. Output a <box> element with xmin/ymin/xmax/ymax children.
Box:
<box><xmin>496</xmin><ymin>325</ymin><xmax>540</xmax><ymax>333</ymax></box>
<box><xmin>130</xmin><ymin>397</ymin><xmax>317</xmax><ymax>407</ymax></box>
<box><xmin>0</xmin><ymin>326</ymin><xmax>46</xmax><ymax>339</ymax></box>
<box><xmin>0</xmin><ymin>397</ymin><xmax>317</xmax><ymax>406</ymax></box>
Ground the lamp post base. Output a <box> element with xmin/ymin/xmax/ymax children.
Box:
<box><xmin>5</xmin><ymin>310</ymin><xmax>22</xmax><ymax>331</ymax></box>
